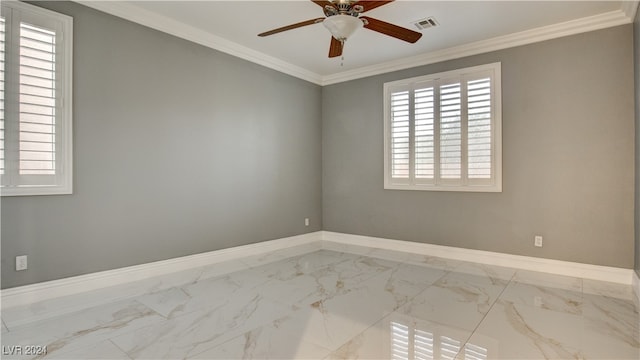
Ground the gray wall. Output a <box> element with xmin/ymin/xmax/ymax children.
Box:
<box><xmin>323</xmin><ymin>25</ymin><xmax>635</xmax><ymax>268</ymax></box>
<box><xmin>635</xmin><ymin>10</ymin><xmax>640</xmax><ymax>278</ymax></box>
<box><xmin>1</xmin><ymin>2</ymin><xmax>323</xmax><ymax>288</ymax></box>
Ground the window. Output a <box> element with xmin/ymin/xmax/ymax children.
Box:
<box><xmin>384</xmin><ymin>63</ymin><xmax>502</xmax><ymax>192</ymax></box>
<box><xmin>1</xmin><ymin>1</ymin><xmax>73</xmax><ymax>196</ymax></box>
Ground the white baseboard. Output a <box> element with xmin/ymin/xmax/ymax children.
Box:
<box><xmin>320</xmin><ymin>231</ymin><xmax>634</xmax><ymax>285</ymax></box>
<box><xmin>1</xmin><ymin>232</ymin><xmax>322</xmax><ymax>309</ymax></box>
<box><xmin>2</xmin><ymin>230</ymin><xmax>634</xmax><ymax>312</ymax></box>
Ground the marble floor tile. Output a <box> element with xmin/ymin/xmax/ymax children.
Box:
<box><xmin>182</xmin><ymin>267</ymin><xmax>271</xmax><ymax>299</ymax></box>
<box><xmin>193</xmin><ymin>259</ymin><xmax>251</xmax><ymax>282</ymax></box>
<box><xmin>236</xmin><ymin>266</ymin><xmax>424</xmax><ymax>354</ymax></box>
<box><xmin>132</xmin><ymin>274</ymin><xmax>268</xmax><ymax>322</ymax></box>
<box><xmin>362</xmin><ymin>248</ymin><xmax>411</xmax><ymax>263</ymax></box>
<box><xmin>189</xmin><ymin>313</ymin><xmax>333</xmax><ymax>360</ymax></box>
<box><xmin>238</xmin><ymin>244</ymin><xmax>321</xmax><ymax>268</ymax></box>
<box><xmin>251</xmin><ymin>269</ymin><xmax>341</xmax><ymax>307</ymax></box>
<box><xmin>499</xmin><ymin>281</ymin><xmax>583</xmax><ymax>315</ymax></box>
<box><xmin>397</xmin><ymin>270</ymin><xmax>509</xmax><ymax>333</ymax></box>
<box><xmin>450</xmin><ymin>261</ymin><xmax>516</xmax><ymax>284</ymax></box>
<box><xmin>2</xmin><ymin>249</ymin><xmax>638</xmax><ymax>360</ymax></box>
<box><xmin>244</xmin><ymin>250</ymin><xmax>359</xmax><ymax>284</ymax></box>
<box><xmin>403</xmin><ymin>253</ymin><xmax>464</xmax><ymax>272</ymax></box>
<box><xmin>44</xmin><ymin>340</ymin><xmax>131</xmax><ymax>359</ymax></box>
<box><xmin>253</xmin><ymin>253</ymin><xmax>410</xmax><ymax>307</ymax></box>
<box><xmin>321</xmin><ymin>242</ymin><xmax>374</xmax><ymax>257</ymax></box>
<box><xmin>1</xmin><ymin>267</ymin><xmax>206</xmax><ymax>329</ymax></box>
<box><xmin>1</xmin><ymin>299</ymin><xmax>163</xmax><ymax>359</ymax></box>
<box><xmin>581</xmin><ymin>294</ymin><xmax>640</xmax><ymax>352</ymax></box>
<box><xmin>363</xmin><ymin>262</ymin><xmax>448</xmax><ymax>307</ymax></box>
<box><xmin>465</xmin><ymin>298</ymin><xmax>640</xmax><ymax>359</ymax></box>
<box><xmin>109</xmin><ymin>294</ymin><xmax>293</xmax><ymax>359</ymax></box>
<box><xmin>134</xmin><ymin>287</ymin><xmax>192</xmax><ymax>319</ymax></box>
<box><xmin>253</xmin><ymin>295</ymin><xmax>384</xmax><ymax>352</ymax></box>
<box><xmin>512</xmin><ymin>269</ymin><xmax>583</xmax><ymax>292</ymax></box>
<box><xmin>583</xmin><ymin>278</ymin><xmax>638</xmax><ymax>303</ymax></box>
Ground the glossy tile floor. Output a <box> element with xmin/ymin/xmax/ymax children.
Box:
<box><xmin>1</xmin><ymin>245</ymin><xmax>639</xmax><ymax>359</ymax></box>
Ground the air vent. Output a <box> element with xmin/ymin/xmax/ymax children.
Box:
<box><xmin>413</xmin><ymin>17</ymin><xmax>439</xmax><ymax>30</ymax></box>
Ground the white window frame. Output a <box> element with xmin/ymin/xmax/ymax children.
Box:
<box><xmin>1</xmin><ymin>1</ymin><xmax>73</xmax><ymax>196</ymax></box>
<box><xmin>383</xmin><ymin>62</ymin><xmax>502</xmax><ymax>192</ymax></box>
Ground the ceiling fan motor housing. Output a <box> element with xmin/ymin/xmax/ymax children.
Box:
<box><xmin>324</xmin><ymin>1</ymin><xmax>363</xmax><ymax>17</ymax></box>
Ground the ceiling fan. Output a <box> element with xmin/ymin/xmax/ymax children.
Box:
<box><xmin>258</xmin><ymin>0</ymin><xmax>422</xmax><ymax>58</ymax></box>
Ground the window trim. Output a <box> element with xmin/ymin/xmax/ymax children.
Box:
<box><xmin>1</xmin><ymin>1</ymin><xmax>73</xmax><ymax>196</ymax></box>
<box><xmin>383</xmin><ymin>62</ymin><xmax>502</xmax><ymax>192</ymax></box>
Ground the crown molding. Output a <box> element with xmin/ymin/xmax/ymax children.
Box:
<box><xmin>73</xmin><ymin>2</ymin><xmax>633</xmax><ymax>87</ymax></box>
<box><xmin>75</xmin><ymin>1</ymin><xmax>324</xmax><ymax>85</ymax></box>
<box><xmin>621</xmin><ymin>0</ymin><xmax>639</xmax><ymax>21</ymax></box>
<box><xmin>321</xmin><ymin>9</ymin><xmax>632</xmax><ymax>85</ymax></box>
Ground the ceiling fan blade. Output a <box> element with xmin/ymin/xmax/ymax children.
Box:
<box><xmin>258</xmin><ymin>18</ymin><xmax>325</xmax><ymax>37</ymax></box>
<box><xmin>360</xmin><ymin>16</ymin><xmax>422</xmax><ymax>43</ymax></box>
<box><xmin>359</xmin><ymin>1</ymin><xmax>395</xmax><ymax>13</ymax></box>
<box><xmin>329</xmin><ymin>36</ymin><xmax>343</xmax><ymax>58</ymax></box>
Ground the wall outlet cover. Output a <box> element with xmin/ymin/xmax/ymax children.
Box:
<box><xmin>534</xmin><ymin>236</ymin><xmax>543</xmax><ymax>247</ymax></box>
<box><xmin>16</xmin><ymin>255</ymin><xmax>28</xmax><ymax>271</ymax></box>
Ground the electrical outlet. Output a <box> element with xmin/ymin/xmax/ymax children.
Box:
<box><xmin>304</xmin><ymin>218</ymin><xmax>310</xmax><ymax>227</ymax></box>
<box><xmin>16</xmin><ymin>255</ymin><xmax>28</xmax><ymax>271</ymax></box>
<box><xmin>534</xmin><ymin>236</ymin><xmax>543</xmax><ymax>247</ymax></box>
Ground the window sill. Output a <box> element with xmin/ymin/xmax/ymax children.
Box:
<box><xmin>384</xmin><ymin>183</ymin><xmax>502</xmax><ymax>193</ymax></box>
<box><xmin>1</xmin><ymin>185</ymin><xmax>73</xmax><ymax>197</ymax></box>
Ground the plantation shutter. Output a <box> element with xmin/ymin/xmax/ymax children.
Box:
<box><xmin>389</xmin><ymin>87</ymin><xmax>411</xmax><ymax>181</ymax></box>
<box><xmin>414</xmin><ymin>83</ymin><xmax>435</xmax><ymax>182</ymax></box>
<box><xmin>438</xmin><ymin>81</ymin><xmax>462</xmax><ymax>182</ymax></box>
<box><xmin>384</xmin><ymin>63</ymin><xmax>501</xmax><ymax>192</ymax></box>
<box><xmin>0</xmin><ymin>1</ymin><xmax>72</xmax><ymax>196</ymax></box>
<box><xmin>19</xmin><ymin>22</ymin><xmax>56</xmax><ymax>177</ymax></box>
<box><xmin>467</xmin><ymin>76</ymin><xmax>493</xmax><ymax>182</ymax></box>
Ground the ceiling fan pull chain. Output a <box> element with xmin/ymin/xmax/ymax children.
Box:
<box><xmin>341</xmin><ymin>39</ymin><xmax>345</xmax><ymax>66</ymax></box>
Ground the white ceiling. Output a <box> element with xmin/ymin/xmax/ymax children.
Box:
<box><xmin>79</xmin><ymin>1</ymin><xmax>638</xmax><ymax>85</ymax></box>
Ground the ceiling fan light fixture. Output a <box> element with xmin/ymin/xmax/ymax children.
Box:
<box><xmin>323</xmin><ymin>14</ymin><xmax>363</xmax><ymax>41</ymax></box>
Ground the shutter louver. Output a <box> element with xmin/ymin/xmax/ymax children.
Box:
<box><xmin>467</xmin><ymin>78</ymin><xmax>492</xmax><ymax>179</ymax></box>
<box><xmin>439</xmin><ymin>83</ymin><xmax>461</xmax><ymax>179</ymax></box>
<box><xmin>391</xmin><ymin>90</ymin><xmax>410</xmax><ymax>179</ymax></box>
<box><xmin>414</xmin><ymin>87</ymin><xmax>435</xmax><ymax>180</ymax></box>
<box><xmin>19</xmin><ymin>22</ymin><xmax>56</xmax><ymax>175</ymax></box>
<box><xmin>0</xmin><ymin>17</ymin><xmax>5</xmax><ymax>175</ymax></box>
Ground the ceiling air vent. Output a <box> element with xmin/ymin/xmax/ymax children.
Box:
<box><xmin>413</xmin><ymin>17</ymin><xmax>439</xmax><ymax>30</ymax></box>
